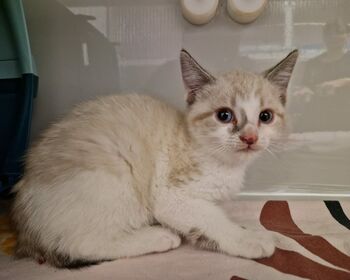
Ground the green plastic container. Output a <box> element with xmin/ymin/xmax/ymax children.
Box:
<box><xmin>0</xmin><ymin>0</ymin><xmax>38</xmax><ymax>195</ymax></box>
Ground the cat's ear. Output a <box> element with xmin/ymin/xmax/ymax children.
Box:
<box><xmin>263</xmin><ymin>49</ymin><xmax>299</xmax><ymax>105</ymax></box>
<box><xmin>180</xmin><ymin>49</ymin><xmax>215</xmax><ymax>105</ymax></box>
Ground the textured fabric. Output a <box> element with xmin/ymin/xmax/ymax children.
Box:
<box><xmin>0</xmin><ymin>200</ymin><xmax>349</xmax><ymax>280</ymax></box>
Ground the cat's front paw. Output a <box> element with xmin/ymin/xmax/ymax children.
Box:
<box><xmin>152</xmin><ymin>227</ymin><xmax>182</xmax><ymax>253</ymax></box>
<box><xmin>223</xmin><ymin>229</ymin><xmax>275</xmax><ymax>259</ymax></box>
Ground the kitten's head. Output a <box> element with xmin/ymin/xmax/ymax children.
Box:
<box><xmin>180</xmin><ymin>49</ymin><xmax>298</xmax><ymax>165</ymax></box>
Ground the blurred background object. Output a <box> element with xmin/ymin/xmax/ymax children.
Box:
<box><xmin>227</xmin><ymin>0</ymin><xmax>268</xmax><ymax>24</ymax></box>
<box><xmin>180</xmin><ymin>0</ymin><xmax>219</xmax><ymax>25</ymax></box>
<box><xmin>0</xmin><ymin>0</ymin><xmax>38</xmax><ymax>195</ymax></box>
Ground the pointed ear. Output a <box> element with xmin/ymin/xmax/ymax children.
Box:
<box><xmin>180</xmin><ymin>49</ymin><xmax>215</xmax><ymax>105</ymax></box>
<box><xmin>263</xmin><ymin>49</ymin><xmax>299</xmax><ymax>105</ymax></box>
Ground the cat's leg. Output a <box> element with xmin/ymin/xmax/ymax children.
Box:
<box><xmin>115</xmin><ymin>226</ymin><xmax>181</xmax><ymax>256</ymax></box>
<box><xmin>154</xmin><ymin>189</ymin><xmax>275</xmax><ymax>259</ymax></box>
<box><xmin>42</xmin><ymin>226</ymin><xmax>181</xmax><ymax>267</ymax></box>
<box><xmin>68</xmin><ymin>225</ymin><xmax>181</xmax><ymax>261</ymax></box>
<box><xmin>16</xmin><ymin>169</ymin><xmax>181</xmax><ymax>267</ymax></box>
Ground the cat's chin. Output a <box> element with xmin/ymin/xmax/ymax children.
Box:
<box><xmin>212</xmin><ymin>147</ymin><xmax>262</xmax><ymax>167</ymax></box>
<box><xmin>232</xmin><ymin>147</ymin><xmax>263</xmax><ymax>164</ymax></box>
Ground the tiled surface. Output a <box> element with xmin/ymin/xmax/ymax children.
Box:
<box><xmin>22</xmin><ymin>0</ymin><xmax>350</xmax><ymax>198</ymax></box>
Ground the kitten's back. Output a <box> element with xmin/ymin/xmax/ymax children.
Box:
<box><xmin>12</xmin><ymin>94</ymin><xmax>185</xmax><ymax>267</ymax></box>
<box><xmin>24</xmin><ymin>94</ymin><xmax>183</xmax><ymax>186</ymax></box>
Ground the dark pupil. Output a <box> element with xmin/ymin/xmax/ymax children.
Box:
<box><xmin>260</xmin><ymin>111</ymin><xmax>272</xmax><ymax>122</ymax></box>
<box><xmin>218</xmin><ymin>110</ymin><xmax>232</xmax><ymax>122</ymax></box>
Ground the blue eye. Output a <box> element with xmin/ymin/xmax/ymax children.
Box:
<box><xmin>259</xmin><ymin>109</ymin><xmax>274</xmax><ymax>124</ymax></box>
<box><xmin>216</xmin><ymin>108</ymin><xmax>234</xmax><ymax>123</ymax></box>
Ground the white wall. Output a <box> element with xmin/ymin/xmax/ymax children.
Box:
<box><xmin>23</xmin><ymin>0</ymin><xmax>350</xmax><ymax>198</ymax></box>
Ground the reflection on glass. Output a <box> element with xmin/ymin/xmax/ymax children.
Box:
<box><xmin>292</xmin><ymin>19</ymin><xmax>350</xmax><ymax>132</ymax></box>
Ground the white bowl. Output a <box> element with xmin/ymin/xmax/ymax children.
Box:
<box><xmin>227</xmin><ymin>0</ymin><xmax>268</xmax><ymax>24</ymax></box>
<box><xmin>180</xmin><ymin>0</ymin><xmax>219</xmax><ymax>25</ymax></box>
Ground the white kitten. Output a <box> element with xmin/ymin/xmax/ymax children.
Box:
<box><xmin>12</xmin><ymin>49</ymin><xmax>298</xmax><ymax>268</ymax></box>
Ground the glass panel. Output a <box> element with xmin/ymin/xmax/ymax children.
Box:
<box><xmin>25</xmin><ymin>0</ymin><xmax>350</xmax><ymax>198</ymax></box>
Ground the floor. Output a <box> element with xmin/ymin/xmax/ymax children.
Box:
<box><xmin>1</xmin><ymin>200</ymin><xmax>350</xmax><ymax>280</ymax></box>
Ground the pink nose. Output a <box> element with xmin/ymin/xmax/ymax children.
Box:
<box><xmin>239</xmin><ymin>134</ymin><xmax>258</xmax><ymax>145</ymax></box>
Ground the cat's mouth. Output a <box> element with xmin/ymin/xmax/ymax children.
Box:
<box><xmin>237</xmin><ymin>145</ymin><xmax>261</xmax><ymax>153</ymax></box>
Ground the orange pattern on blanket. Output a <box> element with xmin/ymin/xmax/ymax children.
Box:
<box><xmin>0</xmin><ymin>215</ymin><xmax>16</xmax><ymax>255</ymax></box>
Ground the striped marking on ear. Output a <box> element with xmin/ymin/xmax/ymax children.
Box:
<box><xmin>180</xmin><ymin>49</ymin><xmax>215</xmax><ymax>105</ymax></box>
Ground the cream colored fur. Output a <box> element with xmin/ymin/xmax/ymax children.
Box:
<box><xmin>12</xmin><ymin>49</ymin><xmax>298</xmax><ymax>267</ymax></box>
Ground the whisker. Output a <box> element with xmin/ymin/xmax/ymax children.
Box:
<box><xmin>265</xmin><ymin>146</ymin><xmax>278</xmax><ymax>158</ymax></box>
